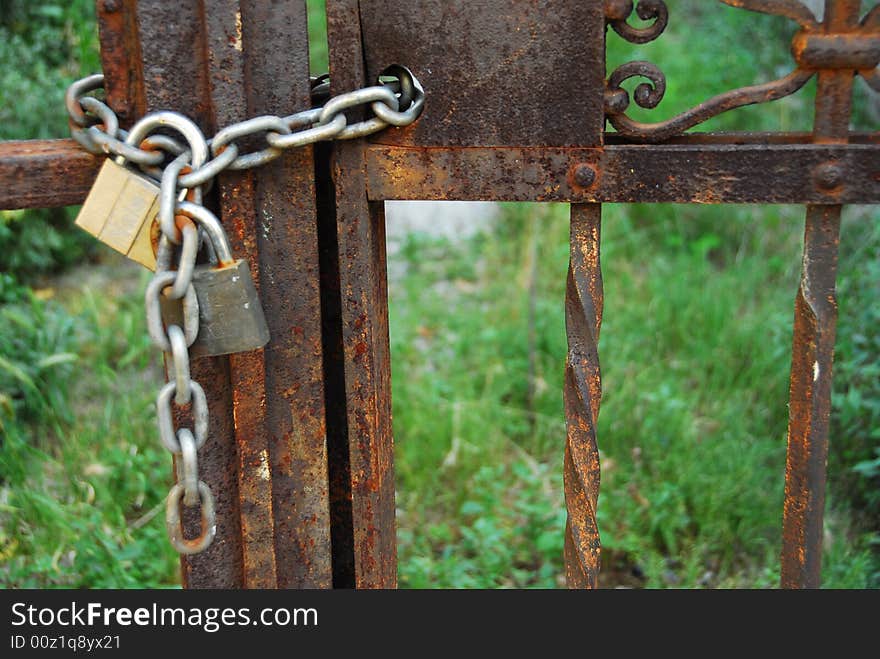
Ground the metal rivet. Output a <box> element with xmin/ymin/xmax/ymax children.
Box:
<box><xmin>814</xmin><ymin>161</ymin><xmax>843</xmax><ymax>191</ymax></box>
<box><xmin>103</xmin><ymin>0</ymin><xmax>120</xmax><ymax>12</ymax></box>
<box><xmin>573</xmin><ymin>163</ymin><xmax>598</xmax><ymax>188</ymax></box>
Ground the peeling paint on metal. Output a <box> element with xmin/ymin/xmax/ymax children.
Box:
<box><xmin>258</xmin><ymin>449</ymin><xmax>270</xmax><ymax>481</ymax></box>
<box><xmin>233</xmin><ymin>11</ymin><xmax>243</xmax><ymax>51</ymax></box>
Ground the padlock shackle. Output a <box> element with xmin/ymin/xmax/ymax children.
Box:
<box><xmin>122</xmin><ymin>111</ymin><xmax>209</xmax><ymax>171</ymax></box>
<box><xmin>176</xmin><ymin>201</ymin><xmax>235</xmax><ymax>266</ymax></box>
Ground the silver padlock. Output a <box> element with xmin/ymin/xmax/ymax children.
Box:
<box><xmin>75</xmin><ymin>112</ymin><xmax>208</xmax><ymax>270</ymax></box>
<box><xmin>161</xmin><ymin>201</ymin><xmax>270</xmax><ymax>357</ymax></box>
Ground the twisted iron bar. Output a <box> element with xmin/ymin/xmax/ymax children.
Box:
<box><xmin>604</xmin><ymin>0</ymin><xmax>879</xmax><ymax>141</ymax></box>
<box><xmin>563</xmin><ymin>205</ymin><xmax>603</xmax><ymax>588</ymax></box>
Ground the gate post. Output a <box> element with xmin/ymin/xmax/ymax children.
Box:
<box><xmin>780</xmin><ymin>0</ymin><xmax>863</xmax><ymax>589</ymax></box>
<box><xmin>117</xmin><ymin>0</ymin><xmax>332</xmax><ymax>588</ymax></box>
<box><xmin>324</xmin><ymin>0</ymin><xmax>609</xmax><ymax>588</ymax></box>
<box><xmin>324</xmin><ymin>0</ymin><xmax>398</xmax><ymax>589</ymax></box>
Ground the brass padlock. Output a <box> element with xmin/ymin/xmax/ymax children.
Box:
<box><xmin>161</xmin><ymin>201</ymin><xmax>270</xmax><ymax>357</ymax></box>
<box><xmin>75</xmin><ymin>111</ymin><xmax>209</xmax><ymax>270</ymax></box>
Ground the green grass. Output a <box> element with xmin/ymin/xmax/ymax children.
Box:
<box><xmin>390</xmin><ymin>201</ymin><xmax>877</xmax><ymax>589</ymax></box>
<box><xmin>0</xmin><ymin>0</ymin><xmax>100</xmax><ymax>289</ymax></box>
<box><xmin>307</xmin><ymin>0</ymin><xmax>328</xmax><ymax>74</ymax></box>
<box><xmin>1</xmin><ymin>1</ymin><xmax>878</xmax><ymax>589</ymax></box>
<box><xmin>1</xmin><ymin>261</ymin><xmax>177</xmax><ymax>587</ymax></box>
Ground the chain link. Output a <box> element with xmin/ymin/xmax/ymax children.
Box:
<box><xmin>145</xmin><ymin>272</ymin><xmax>199</xmax><ymax>350</ymax></box>
<box><xmin>68</xmin><ymin>66</ymin><xmax>424</xmax><ymax>556</ymax></box>
<box><xmin>167</xmin><ymin>324</ymin><xmax>193</xmax><ymax>406</ymax></box>
<box><xmin>166</xmin><ymin>481</ymin><xmax>215</xmax><ymax>555</ymax></box>
<box><xmin>176</xmin><ymin>429</ymin><xmax>201</xmax><ymax>507</ymax></box>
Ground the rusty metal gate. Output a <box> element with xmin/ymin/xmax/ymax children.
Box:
<box><xmin>1</xmin><ymin>0</ymin><xmax>878</xmax><ymax>589</ymax></box>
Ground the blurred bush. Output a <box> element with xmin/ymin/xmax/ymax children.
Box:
<box><xmin>0</xmin><ymin>0</ymin><xmax>99</xmax><ymax>286</ymax></box>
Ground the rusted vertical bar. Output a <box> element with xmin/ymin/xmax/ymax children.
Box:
<box><xmin>564</xmin><ymin>203</ymin><xmax>603</xmax><ymax>589</ymax></box>
<box><xmin>135</xmin><ymin>2</ymin><xmax>214</xmax><ymax>127</ymax></box>
<box><xmin>325</xmin><ymin>0</ymin><xmax>398</xmax><ymax>588</ymax></box>
<box><xmin>563</xmin><ymin>0</ymin><xmax>607</xmax><ymax>589</ymax></box>
<box><xmin>95</xmin><ymin>0</ymin><xmax>144</xmax><ymax>128</ymax></box>
<box><xmin>200</xmin><ymin>0</ymin><xmax>278</xmax><ymax>590</ymax></box>
<box><xmin>135</xmin><ymin>0</ymin><xmax>243</xmax><ymax>588</ymax></box>
<box><xmin>781</xmin><ymin>0</ymin><xmax>859</xmax><ymax>589</ymax></box>
<box><xmin>200</xmin><ymin>0</ymin><xmax>332</xmax><ymax>588</ymax></box>
<box><xmin>237</xmin><ymin>0</ymin><xmax>332</xmax><ymax>589</ymax></box>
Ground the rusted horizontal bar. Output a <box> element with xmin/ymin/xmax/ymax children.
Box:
<box><xmin>365</xmin><ymin>140</ymin><xmax>880</xmax><ymax>204</ymax></box>
<box><xmin>0</xmin><ymin>140</ymin><xmax>101</xmax><ymax>210</ymax></box>
<box><xmin>3</xmin><ymin>134</ymin><xmax>879</xmax><ymax>210</ymax></box>
<box><xmin>792</xmin><ymin>32</ymin><xmax>880</xmax><ymax>70</ymax></box>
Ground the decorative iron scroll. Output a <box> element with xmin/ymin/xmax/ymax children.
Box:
<box><xmin>603</xmin><ymin>0</ymin><xmax>880</xmax><ymax>142</ymax></box>
<box><xmin>605</xmin><ymin>0</ymin><xmax>669</xmax><ymax>43</ymax></box>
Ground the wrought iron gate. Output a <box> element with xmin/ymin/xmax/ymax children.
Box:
<box><xmin>0</xmin><ymin>0</ymin><xmax>877</xmax><ymax>589</ymax></box>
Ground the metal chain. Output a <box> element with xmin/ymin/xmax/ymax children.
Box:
<box><xmin>67</xmin><ymin>68</ymin><xmax>424</xmax><ymax>198</ymax></box>
<box><xmin>146</xmin><ymin>221</ymin><xmax>215</xmax><ymax>554</ymax></box>
<box><xmin>66</xmin><ymin>67</ymin><xmax>424</xmax><ymax>555</ymax></box>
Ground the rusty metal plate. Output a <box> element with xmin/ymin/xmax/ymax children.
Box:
<box><xmin>358</xmin><ymin>0</ymin><xmax>606</xmax><ymax>147</ymax></box>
